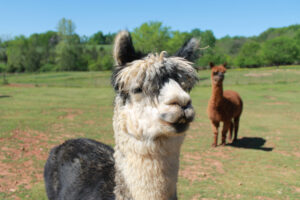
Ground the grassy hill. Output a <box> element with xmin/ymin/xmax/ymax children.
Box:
<box><xmin>2</xmin><ymin>65</ymin><xmax>300</xmax><ymax>87</ymax></box>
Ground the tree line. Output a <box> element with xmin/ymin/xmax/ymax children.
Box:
<box><xmin>0</xmin><ymin>18</ymin><xmax>300</xmax><ymax>73</ymax></box>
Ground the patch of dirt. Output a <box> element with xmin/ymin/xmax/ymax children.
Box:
<box><xmin>255</xmin><ymin>196</ymin><xmax>274</xmax><ymax>200</ymax></box>
<box><xmin>84</xmin><ymin>120</ymin><xmax>95</xmax><ymax>125</ymax></box>
<box><xmin>58</xmin><ymin>108</ymin><xmax>83</xmax><ymax>120</ymax></box>
<box><xmin>263</xmin><ymin>95</ymin><xmax>277</xmax><ymax>100</ymax></box>
<box><xmin>191</xmin><ymin>194</ymin><xmax>217</xmax><ymax>200</ymax></box>
<box><xmin>244</xmin><ymin>72</ymin><xmax>272</xmax><ymax>77</ymax></box>
<box><xmin>180</xmin><ymin>152</ymin><xmax>209</xmax><ymax>182</ymax></box>
<box><xmin>6</xmin><ymin>83</ymin><xmax>36</xmax><ymax>88</ymax></box>
<box><xmin>0</xmin><ymin>129</ymin><xmax>72</xmax><ymax>193</ymax></box>
<box><xmin>191</xmin><ymin>194</ymin><xmax>201</xmax><ymax>200</ymax></box>
<box><xmin>187</xmin><ymin>122</ymin><xmax>205</xmax><ymax>139</ymax></box>
<box><xmin>204</xmin><ymin>158</ymin><xmax>225</xmax><ymax>174</ymax></box>
<box><xmin>293</xmin><ymin>186</ymin><xmax>300</xmax><ymax>193</ymax></box>
<box><xmin>180</xmin><ymin>151</ymin><xmax>226</xmax><ymax>183</ymax></box>
<box><xmin>52</xmin><ymin>123</ymin><xmax>65</xmax><ymax>132</ymax></box>
<box><xmin>293</xmin><ymin>152</ymin><xmax>300</xmax><ymax>158</ymax></box>
<box><xmin>274</xmin><ymin>150</ymin><xmax>291</xmax><ymax>157</ymax></box>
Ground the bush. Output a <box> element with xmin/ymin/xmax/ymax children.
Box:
<box><xmin>39</xmin><ymin>63</ymin><xmax>58</xmax><ymax>72</ymax></box>
<box><xmin>88</xmin><ymin>54</ymin><xmax>113</xmax><ymax>71</ymax></box>
<box><xmin>235</xmin><ymin>41</ymin><xmax>263</xmax><ymax>68</ymax></box>
<box><xmin>262</xmin><ymin>37</ymin><xmax>299</xmax><ymax>66</ymax></box>
<box><xmin>196</xmin><ymin>48</ymin><xmax>228</xmax><ymax>69</ymax></box>
<box><xmin>0</xmin><ymin>63</ymin><xmax>7</xmax><ymax>73</ymax></box>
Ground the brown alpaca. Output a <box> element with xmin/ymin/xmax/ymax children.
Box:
<box><xmin>207</xmin><ymin>62</ymin><xmax>243</xmax><ymax>147</ymax></box>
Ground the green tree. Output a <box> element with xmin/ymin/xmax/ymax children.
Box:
<box><xmin>88</xmin><ymin>54</ymin><xmax>113</xmax><ymax>71</ymax></box>
<box><xmin>0</xmin><ymin>40</ymin><xmax>7</xmax><ymax>64</ymax></box>
<box><xmin>57</xmin><ymin>18</ymin><xmax>76</xmax><ymax>38</ymax></box>
<box><xmin>89</xmin><ymin>31</ymin><xmax>106</xmax><ymax>44</ymax></box>
<box><xmin>55</xmin><ymin>41</ymin><xmax>87</xmax><ymax>71</ymax></box>
<box><xmin>294</xmin><ymin>30</ymin><xmax>300</xmax><ymax>63</ymax></box>
<box><xmin>216</xmin><ymin>36</ymin><xmax>248</xmax><ymax>56</ymax></box>
<box><xmin>235</xmin><ymin>41</ymin><xmax>262</xmax><ymax>68</ymax></box>
<box><xmin>132</xmin><ymin>21</ymin><xmax>171</xmax><ymax>53</ymax></box>
<box><xmin>55</xmin><ymin>18</ymin><xmax>87</xmax><ymax>71</ymax></box>
<box><xmin>167</xmin><ymin>31</ymin><xmax>191</xmax><ymax>54</ymax></box>
<box><xmin>86</xmin><ymin>47</ymin><xmax>113</xmax><ymax>71</ymax></box>
<box><xmin>6</xmin><ymin>36</ymin><xmax>28</xmax><ymax>72</ymax></box>
<box><xmin>256</xmin><ymin>24</ymin><xmax>300</xmax><ymax>42</ymax></box>
<box><xmin>7</xmin><ymin>32</ymin><xmax>60</xmax><ymax>72</ymax></box>
<box><xmin>196</xmin><ymin>47</ymin><xmax>228</xmax><ymax>68</ymax></box>
<box><xmin>262</xmin><ymin>37</ymin><xmax>299</xmax><ymax>66</ymax></box>
<box><xmin>190</xmin><ymin>28</ymin><xmax>202</xmax><ymax>38</ymax></box>
<box><xmin>104</xmin><ymin>33</ymin><xmax>116</xmax><ymax>44</ymax></box>
<box><xmin>200</xmin><ymin>30</ymin><xmax>216</xmax><ymax>48</ymax></box>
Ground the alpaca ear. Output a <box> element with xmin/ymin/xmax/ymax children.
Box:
<box><xmin>209</xmin><ymin>62</ymin><xmax>214</xmax><ymax>68</ymax></box>
<box><xmin>174</xmin><ymin>38</ymin><xmax>199</xmax><ymax>61</ymax></box>
<box><xmin>113</xmin><ymin>30</ymin><xmax>141</xmax><ymax>66</ymax></box>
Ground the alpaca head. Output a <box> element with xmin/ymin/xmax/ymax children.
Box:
<box><xmin>112</xmin><ymin>31</ymin><xmax>199</xmax><ymax>141</ymax></box>
<box><xmin>209</xmin><ymin>62</ymin><xmax>227</xmax><ymax>85</ymax></box>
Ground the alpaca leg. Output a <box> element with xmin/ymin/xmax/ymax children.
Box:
<box><xmin>210</xmin><ymin>121</ymin><xmax>219</xmax><ymax>147</ymax></box>
<box><xmin>233</xmin><ymin>117</ymin><xmax>240</xmax><ymax>142</ymax></box>
<box><xmin>221</xmin><ymin>121</ymin><xmax>230</xmax><ymax>145</ymax></box>
<box><xmin>228</xmin><ymin>121</ymin><xmax>233</xmax><ymax>143</ymax></box>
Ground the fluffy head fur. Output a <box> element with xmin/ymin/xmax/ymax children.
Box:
<box><xmin>209</xmin><ymin>62</ymin><xmax>227</xmax><ymax>85</ymax></box>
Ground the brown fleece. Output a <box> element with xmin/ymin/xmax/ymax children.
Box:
<box><xmin>207</xmin><ymin>63</ymin><xmax>243</xmax><ymax>147</ymax></box>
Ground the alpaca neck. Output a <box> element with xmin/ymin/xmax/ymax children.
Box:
<box><xmin>210</xmin><ymin>83</ymin><xmax>223</xmax><ymax>106</ymax></box>
<box><xmin>113</xmin><ymin>130</ymin><xmax>184</xmax><ymax>200</ymax></box>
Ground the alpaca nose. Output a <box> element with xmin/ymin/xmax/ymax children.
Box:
<box><xmin>218</xmin><ymin>72</ymin><xmax>224</xmax><ymax>79</ymax></box>
<box><xmin>160</xmin><ymin>98</ymin><xmax>195</xmax><ymax>124</ymax></box>
<box><xmin>181</xmin><ymin>102</ymin><xmax>195</xmax><ymax>123</ymax></box>
<box><xmin>165</xmin><ymin>90</ymin><xmax>191</xmax><ymax>109</ymax></box>
<box><xmin>181</xmin><ymin>100</ymin><xmax>191</xmax><ymax>110</ymax></box>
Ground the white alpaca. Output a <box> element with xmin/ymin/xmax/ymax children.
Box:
<box><xmin>44</xmin><ymin>30</ymin><xmax>199</xmax><ymax>200</ymax></box>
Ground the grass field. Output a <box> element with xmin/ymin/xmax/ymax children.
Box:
<box><xmin>0</xmin><ymin>66</ymin><xmax>300</xmax><ymax>199</ymax></box>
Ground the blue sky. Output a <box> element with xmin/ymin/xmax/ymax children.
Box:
<box><xmin>0</xmin><ymin>0</ymin><xmax>299</xmax><ymax>39</ymax></box>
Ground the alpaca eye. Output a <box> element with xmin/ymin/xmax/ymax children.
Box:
<box><xmin>213</xmin><ymin>72</ymin><xmax>218</xmax><ymax>75</ymax></box>
<box><xmin>132</xmin><ymin>87</ymin><xmax>142</xmax><ymax>94</ymax></box>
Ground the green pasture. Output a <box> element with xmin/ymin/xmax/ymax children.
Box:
<box><xmin>0</xmin><ymin>66</ymin><xmax>299</xmax><ymax>199</ymax></box>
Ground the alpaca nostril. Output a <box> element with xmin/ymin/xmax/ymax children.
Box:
<box><xmin>184</xmin><ymin>107</ymin><xmax>195</xmax><ymax>122</ymax></box>
<box><xmin>182</xmin><ymin>100</ymin><xmax>192</xmax><ymax>110</ymax></box>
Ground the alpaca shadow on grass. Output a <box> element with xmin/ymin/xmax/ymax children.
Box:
<box><xmin>227</xmin><ymin>137</ymin><xmax>273</xmax><ymax>151</ymax></box>
<box><xmin>0</xmin><ymin>95</ymin><xmax>11</xmax><ymax>98</ymax></box>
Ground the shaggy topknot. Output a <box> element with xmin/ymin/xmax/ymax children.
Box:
<box><xmin>112</xmin><ymin>31</ymin><xmax>199</xmax><ymax>100</ymax></box>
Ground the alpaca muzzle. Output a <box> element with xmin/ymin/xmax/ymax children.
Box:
<box><xmin>159</xmin><ymin>104</ymin><xmax>195</xmax><ymax>133</ymax></box>
<box><xmin>182</xmin><ymin>104</ymin><xmax>195</xmax><ymax>123</ymax></box>
<box><xmin>213</xmin><ymin>72</ymin><xmax>224</xmax><ymax>83</ymax></box>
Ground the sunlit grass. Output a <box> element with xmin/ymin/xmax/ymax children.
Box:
<box><xmin>0</xmin><ymin>67</ymin><xmax>299</xmax><ymax>199</ymax></box>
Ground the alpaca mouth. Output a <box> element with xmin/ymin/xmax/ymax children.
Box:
<box><xmin>160</xmin><ymin>117</ymin><xmax>191</xmax><ymax>133</ymax></box>
<box><xmin>171</xmin><ymin>116</ymin><xmax>193</xmax><ymax>133</ymax></box>
<box><xmin>213</xmin><ymin>75</ymin><xmax>224</xmax><ymax>83</ymax></box>
<box><xmin>214</xmin><ymin>78</ymin><xmax>223</xmax><ymax>82</ymax></box>
<box><xmin>172</xmin><ymin>121</ymin><xmax>190</xmax><ymax>133</ymax></box>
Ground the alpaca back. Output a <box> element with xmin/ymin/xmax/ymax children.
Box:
<box><xmin>44</xmin><ymin>138</ymin><xmax>115</xmax><ymax>200</ymax></box>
